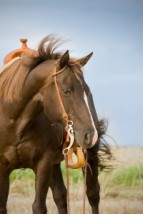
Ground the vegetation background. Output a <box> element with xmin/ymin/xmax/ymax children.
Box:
<box><xmin>8</xmin><ymin>147</ymin><xmax>143</xmax><ymax>214</ymax></box>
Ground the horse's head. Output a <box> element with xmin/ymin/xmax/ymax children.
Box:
<box><xmin>42</xmin><ymin>50</ymin><xmax>98</xmax><ymax>149</ymax></box>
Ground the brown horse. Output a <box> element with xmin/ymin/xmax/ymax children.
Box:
<box><xmin>0</xmin><ymin>35</ymin><xmax>111</xmax><ymax>214</ymax></box>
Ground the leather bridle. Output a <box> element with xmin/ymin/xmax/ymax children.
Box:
<box><xmin>53</xmin><ymin>64</ymin><xmax>69</xmax><ymax>122</ymax></box>
<box><xmin>53</xmin><ymin>63</ymin><xmax>87</xmax><ymax>214</ymax></box>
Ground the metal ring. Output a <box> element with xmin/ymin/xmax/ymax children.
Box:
<box><xmin>68</xmin><ymin>120</ymin><xmax>73</xmax><ymax>126</ymax></box>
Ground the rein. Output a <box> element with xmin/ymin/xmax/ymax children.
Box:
<box><xmin>53</xmin><ymin>66</ymin><xmax>69</xmax><ymax>121</ymax></box>
<box><xmin>53</xmin><ymin>64</ymin><xmax>87</xmax><ymax>214</ymax></box>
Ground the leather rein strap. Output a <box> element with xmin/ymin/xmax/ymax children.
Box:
<box><xmin>53</xmin><ymin>64</ymin><xmax>87</xmax><ymax>214</ymax></box>
<box><xmin>53</xmin><ymin>65</ymin><xmax>69</xmax><ymax>122</ymax></box>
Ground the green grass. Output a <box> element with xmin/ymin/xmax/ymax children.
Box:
<box><xmin>10</xmin><ymin>162</ymin><xmax>83</xmax><ymax>185</ymax></box>
<box><xmin>99</xmin><ymin>164</ymin><xmax>143</xmax><ymax>189</ymax></box>
<box><xmin>61</xmin><ymin>161</ymin><xmax>83</xmax><ymax>184</ymax></box>
<box><xmin>111</xmin><ymin>164</ymin><xmax>143</xmax><ymax>187</ymax></box>
<box><xmin>10</xmin><ymin>163</ymin><xmax>143</xmax><ymax>190</ymax></box>
<box><xmin>10</xmin><ymin>169</ymin><xmax>35</xmax><ymax>183</ymax></box>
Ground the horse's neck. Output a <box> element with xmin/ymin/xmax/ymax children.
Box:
<box><xmin>22</xmin><ymin>61</ymin><xmax>53</xmax><ymax>99</ymax></box>
<box><xmin>16</xmin><ymin>93</ymin><xmax>43</xmax><ymax>137</ymax></box>
<box><xmin>5</xmin><ymin>61</ymin><xmax>53</xmax><ymax>120</ymax></box>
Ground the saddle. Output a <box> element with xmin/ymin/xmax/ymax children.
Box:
<box><xmin>3</xmin><ymin>38</ymin><xmax>38</xmax><ymax>64</ymax></box>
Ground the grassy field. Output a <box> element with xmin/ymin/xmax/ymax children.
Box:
<box><xmin>8</xmin><ymin>147</ymin><xmax>143</xmax><ymax>214</ymax></box>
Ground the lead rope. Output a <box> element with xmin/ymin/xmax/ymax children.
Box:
<box><xmin>63</xmin><ymin>121</ymin><xmax>88</xmax><ymax>214</ymax></box>
<box><xmin>63</xmin><ymin>134</ymin><xmax>87</xmax><ymax>214</ymax></box>
<box><xmin>64</xmin><ymin>154</ymin><xmax>70</xmax><ymax>214</ymax></box>
<box><xmin>64</xmin><ymin>149</ymin><xmax>88</xmax><ymax>214</ymax></box>
<box><xmin>63</xmin><ymin>121</ymin><xmax>75</xmax><ymax>214</ymax></box>
<box><xmin>83</xmin><ymin>151</ymin><xmax>88</xmax><ymax>214</ymax></box>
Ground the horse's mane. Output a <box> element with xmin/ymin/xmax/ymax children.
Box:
<box><xmin>0</xmin><ymin>35</ymin><xmax>78</xmax><ymax>103</ymax></box>
<box><xmin>89</xmin><ymin>118</ymin><xmax>114</xmax><ymax>171</ymax></box>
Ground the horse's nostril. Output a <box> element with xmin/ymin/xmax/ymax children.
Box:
<box><xmin>84</xmin><ymin>132</ymin><xmax>90</xmax><ymax>141</ymax></box>
<box><xmin>84</xmin><ymin>131</ymin><xmax>93</xmax><ymax>145</ymax></box>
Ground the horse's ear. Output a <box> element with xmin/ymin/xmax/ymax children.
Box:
<box><xmin>59</xmin><ymin>50</ymin><xmax>69</xmax><ymax>69</ymax></box>
<box><xmin>77</xmin><ymin>52</ymin><xmax>93</xmax><ymax>67</ymax></box>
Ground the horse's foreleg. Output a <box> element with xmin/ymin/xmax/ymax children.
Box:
<box><xmin>0</xmin><ymin>167</ymin><xmax>10</xmax><ymax>214</ymax></box>
<box><xmin>50</xmin><ymin>163</ymin><xmax>67</xmax><ymax>214</ymax></box>
<box><xmin>32</xmin><ymin>156</ymin><xmax>53</xmax><ymax>214</ymax></box>
<box><xmin>86</xmin><ymin>154</ymin><xmax>100</xmax><ymax>214</ymax></box>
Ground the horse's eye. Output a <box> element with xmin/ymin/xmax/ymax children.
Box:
<box><xmin>63</xmin><ymin>89</ymin><xmax>72</xmax><ymax>96</ymax></box>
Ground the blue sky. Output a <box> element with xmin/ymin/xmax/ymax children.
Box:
<box><xmin>0</xmin><ymin>0</ymin><xmax>143</xmax><ymax>146</ymax></box>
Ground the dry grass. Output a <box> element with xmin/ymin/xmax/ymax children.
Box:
<box><xmin>7</xmin><ymin>147</ymin><xmax>143</xmax><ymax>214</ymax></box>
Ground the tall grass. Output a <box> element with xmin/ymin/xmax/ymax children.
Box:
<box><xmin>109</xmin><ymin>164</ymin><xmax>143</xmax><ymax>187</ymax></box>
<box><xmin>98</xmin><ymin>163</ymin><xmax>143</xmax><ymax>200</ymax></box>
<box><xmin>10</xmin><ymin>162</ymin><xmax>143</xmax><ymax>190</ymax></box>
<box><xmin>10</xmin><ymin>169</ymin><xmax>35</xmax><ymax>183</ymax></box>
<box><xmin>61</xmin><ymin>162</ymin><xmax>83</xmax><ymax>184</ymax></box>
